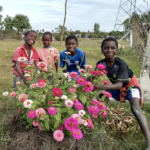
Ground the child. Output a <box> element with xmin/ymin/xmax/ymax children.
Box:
<box><xmin>37</xmin><ymin>32</ymin><xmax>59</xmax><ymax>73</ymax></box>
<box><xmin>12</xmin><ymin>30</ymin><xmax>39</xmax><ymax>91</ymax></box>
<box><xmin>60</xmin><ymin>35</ymin><xmax>86</xmax><ymax>74</ymax></box>
<box><xmin>92</xmin><ymin>37</ymin><xmax>150</xmax><ymax>150</ymax></box>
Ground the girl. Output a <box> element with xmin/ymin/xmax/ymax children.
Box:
<box><xmin>37</xmin><ymin>32</ymin><xmax>59</xmax><ymax>73</ymax></box>
<box><xmin>12</xmin><ymin>30</ymin><xmax>39</xmax><ymax>91</ymax></box>
<box><xmin>91</xmin><ymin>37</ymin><xmax>150</xmax><ymax>150</ymax></box>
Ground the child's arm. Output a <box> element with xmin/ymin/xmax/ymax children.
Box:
<box><xmin>55</xmin><ymin>62</ymin><xmax>58</xmax><ymax>73</ymax></box>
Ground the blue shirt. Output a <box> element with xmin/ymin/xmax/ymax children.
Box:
<box><xmin>60</xmin><ymin>48</ymin><xmax>86</xmax><ymax>73</ymax></box>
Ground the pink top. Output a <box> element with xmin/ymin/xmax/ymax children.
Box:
<box><xmin>37</xmin><ymin>47</ymin><xmax>59</xmax><ymax>71</ymax></box>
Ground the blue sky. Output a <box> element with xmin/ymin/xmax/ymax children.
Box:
<box><xmin>0</xmin><ymin>0</ymin><xmax>148</xmax><ymax>32</ymax></box>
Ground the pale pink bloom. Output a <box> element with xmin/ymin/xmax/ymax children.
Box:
<box><xmin>101</xmin><ymin>111</ymin><xmax>107</xmax><ymax>117</ymax></box>
<box><xmin>33</xmin><ymin>120</ymin><xmax>39</xmax><ymax>126</ymax></box>
<box><xmin>37</xmin><ymin>81</ymin><xmax>46</xmax><ymax>88</ymax></box>
<box><xmin>65</xmin><ymin>100</ymin><xmax>74</xmax><ymax>107</ymax></box>
<box><xmin>38</xmin><ymin>125</ymin><xmax>45</xmax><ymax>131</ymax></box>
<box><xmin>18</xmin><ymin>93</ymin><xmax>28</xmax><ymax>102</ymax></box>
<box><xmin>85</xmin><ymin>65</ymin><xmax>92</xmax><ymax>69</ymax></box>
<box><xmin>27</xmin><ymin>77</ymin><xmax>32</xmax><ymax>81</ymax></box>
<box><xmin>71</xmin><ymin>114</ymin><xmax>82</xmax><ymax>124</ymax></box>
<box><xmin>91</xmin><ymin>124</ymin><xmax>94</xmax><ymax>129</ymax></box>
<box><xmin>69</xmin><ymin>88</ymin><xmax>76</xmax><ymax>93</ymax></box>
<box><xmin>30</xmin><ymin>83</ymin><xmax>38</xmax><ymax>88</ymax></box>
<box><xmin>10</xmin><ymin>92</ymin><xmax>16</xmax><ymax>98</ymax></box>
<box><xmin>53</xmin><ymin>130</ymin><xmax>64</xmax><ymax>141</ymax></box>
<box><xmin>72</xmin><ymin>129</ymin><xmax>83</xmax><ymax>140</ymax></box>
<box><xmin>78</xmin><ymin>110</ymin><xmax>86</xmax><ymax>117</ymax></box>
<box><xmin>18</xmin><ymin>57</ymin><xmax>27</xmax><ymax>62</ymax></box>
<box><xmin>79</xmin><ymin>69</ymin><xmax>86</xmax><ymax>74</ymax></box>
<box><xmin>69</xmin><ymin>72</ymin><xmax>78</xmax><ymax>78</ymax></box>
<box><xmin>76</xmin><ymin>77</ymin><xmax>86</xmax><ymax>85</ymax></box>
<box><xmin>96</xmin><ymin>64</ymin><xmax>105</xmax><ymax>70</ymax></box>
<box><xmin>72</xmin><ymin>85</ymin><xmax>78</xmax><ymax>89</ymax></box>
<box><xmin>92</xmin><ymin>114</ymin><xmax>98</xmax><ymax>118</ymax></box>
<box><xmin>61</xmin><ymin>95</ymin><xmax>68</xmax><ymax>100</ymax></box>
<box><xmin>37</xmin><ymin>61</ymin><xmax>47</xmax><ymax>69</ymax></box>
<box><xmin>82</xmin><ymin>120</ymin><xmax>88</xmax><ymax>126</ymax></box>
<box><xmin>23</xmin><ymin>99</ymin><xmax>33</xmax><ymax>108</ymax></box>
<box><xmin>36</xmin><ymin>108</ymin><xmax>46</xmax><ymax>117</ymax></box>
<box><xmin>86</xmin><ymin>118</ymin><xmax>93</xmax><ymax>127</ymax></box>
<box><xmin>16</xmin><ymin>82</ymin><xmax>21</xmax><ymax>85</ymax></box>
<box><xmin>55</xmin><ymin>96</ymin><xmax>59</xmax><ymax>100</ymax></box>
<box><xmin>88</xmin><ymin>106</ymin><xmax>100</xmax><ymax>115</ymax></box>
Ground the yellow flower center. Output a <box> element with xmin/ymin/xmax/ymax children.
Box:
<box><xmin>27</xmin><ymin>101</ymin><xmax>30</xmax><ymax>104</ymax></box>
<box><xmin>51</xmin><ymin>108</ymin><xmax>54</xmax><ymax>111</ymax></box>
<box><xmin>76</xmin><ymin>131</ymin><xmax>80</xmax><ymax>135</ymax></box>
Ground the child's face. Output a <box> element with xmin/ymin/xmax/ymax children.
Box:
<box><xmin>102</xmin><ymin>41</ymin><xmax>118</xmax><ymax>59</ymax></box>
<box><xmin>24</xmin><ymin>31</ymin><xmax>37</xmax><ymax>46</ymax></box>
<box><xmin>42</xmin><ymin>35</ymin><xmax>52</xmax><ymax>48</ymax></box>
<box><xmin>65</xmin><ymin>39</ymin><xmax>78</xmax><ymax>53</ymax></box>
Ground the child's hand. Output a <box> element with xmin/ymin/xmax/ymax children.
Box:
<box><xmin>94</xmin><ymin>83</ymin><xmax>103</xmax><ymax>91</ymax></box>
<box><xmin>87</xmin><ymin>76</ymin><xmax>93</xmax><ymax>82</ymax></box>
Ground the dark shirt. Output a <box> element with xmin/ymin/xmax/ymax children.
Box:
<box><xmin>96</xmin><ymin>57</ymin><xmax>133</xmax><ymax>87</ymax></box>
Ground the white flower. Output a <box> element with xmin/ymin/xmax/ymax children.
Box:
<box><xmin>55</xmin><ymin>96</ymin><xmax>59</xmax><ymax>100</ymax></box>
<box><xmin>18</xmin><ymin>57</ymin><xmax>27</xmax><ymax>62</ymax></box>
<box><xmin>3</xmin><ymin>91</ymin><xmax>9</xmax><ymax>96</ymax></box>
<box><xmin>61</xmin><ymin>95</ymin><xmax>68</xmax><ymax>100</ymax></box>
<box><xmin>78</xmin><ymin>110</ymin><xmax>86</xmax><ymax>117</ymax></box>
<box><xmin>65</xmin><ymin>52</ymin><xmax>71</xmax><ymax>55</ymax></box>
<box><xmin>82</xmin><ymin>120</ymin><xmax>88</xmax><ymax>126</ymax></box>
<box><xmin>65</xmin><ymin>100</ymin><xmax>74</xmax><ymax>107</ymax></box>
<box><xmin>62</xmin><ymin>73</ymin><xmax>70</xmax><ymax>77</ymax></box>
<box><xmin>23</xmin><ymin>99</ymin><xmax>33</xmax><ymax>108</ymax></box>
<box><xmin>24</xmin><ymin>74</ymin><xmax>30</xmax><ymax>77</ymax></box>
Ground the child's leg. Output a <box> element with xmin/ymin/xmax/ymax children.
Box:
<box><xmin>130</xmin><ymin>98</ymin><xmax>150</xmax><ymax>149</ymax></box>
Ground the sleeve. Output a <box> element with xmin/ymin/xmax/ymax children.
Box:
<box><xmin>60</xmin><ymin>52</ymin><xmax>65</xmax><ymax>67</ymax></box>
<box><xmin>116</xmin><ymin>62</ymin><xmax>129</xmax><ymax>83</ymax></box>
<box><xmin>80</xmin><ymin>53</ymin><xmax>86</xmax><ymax>68</ymax></box>
<box><xmin>13</xmin><ymin>48</ymin><xmax>21</xmax><ymax>61</ymax></box>
<box><xmin>54</xmin><ymin>48</ymin><xmax>59</xmax><ymax>62</ymax></box>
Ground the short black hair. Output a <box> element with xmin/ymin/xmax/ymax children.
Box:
<box><xmin>65</xmin><ymin>35</ymin><xmax>78</xmax><ymax>43</ymax></box>
<box><xmin>25</xmin><ymin>30</ymin><xmax>36</xmax><ymax>36</ymax></box>
<box><xmin>42</xmin><ymin>32</ymin><xmax>53</xmax><ymax>40</ymax></box>
<box><xmin>101</xmin><ymin>37</ymin><xmax>118</xmax><ymax>49</ymax></box>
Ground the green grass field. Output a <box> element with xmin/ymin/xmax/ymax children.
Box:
<box><xmin>0</xmin><ymin>38</ymin><xmax>149</xmax><ymax>150</ymax></box>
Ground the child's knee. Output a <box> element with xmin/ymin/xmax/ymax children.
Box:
<box><xmin>131</xmin><ymin>105</ymin><xmax>141</xmax><ymax>116</ymax></box>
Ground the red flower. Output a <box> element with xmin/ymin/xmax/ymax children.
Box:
<box><xmin>52</xmin><ymin>88</ymin><xmax>63</xmax><ymax>97</ymax></box>
<box><xmin>37</xmin><ymin>79</ymin><xmax>46</xmax><ymax>84</ymax></box>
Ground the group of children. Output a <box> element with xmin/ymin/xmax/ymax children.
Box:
<box><xmin>12</xmin><ymin>30</ymin><xmax>150</xmax><ymax>149</ymax></box>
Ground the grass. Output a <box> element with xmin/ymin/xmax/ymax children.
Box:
<box><xmin>0</xmin><ymin>38</ymin><xmax>149</xmax><ymax>150</ymax></box>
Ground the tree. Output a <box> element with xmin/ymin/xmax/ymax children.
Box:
<box><xmin>55</xmin><ymin>25</ymin><xmax>67</xmax><ymax>34</ymax></box>
<box><xmin>93</xmin><ymin>23</ymin><xmax>100</xmax><ymax>38</ymax></box>
<box><xmin>13</xmin><ymin>14</ymin><xmax>31</xmax><ymax>40</ymax></box>
<box><xmin>75</xmin><ymin>30</ymin><xmax>81</xmax><ymax>34</ymax></box>
<box><xmin>81</xmin><ymin>32</ymin><xmax>86</xmax><ymax>38</ymax></box>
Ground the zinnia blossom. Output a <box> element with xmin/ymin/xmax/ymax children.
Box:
<box><xmin>72</xmin><ymin>129</ymin><xmax>83</xmax><ymax>140</ymax></box>
<box><xmin>18</xmin><ymin>109</ymin><xmax>22</xmax><ymax>113</ymax></box>
<box><xmin>76</xmin><ymin>77</ymin><xmax>86</xmax><ymax>85</ymax></box>
<box><xmin>53</xmin><ymin>130</ymin><xmax>64</xmax><ymax>141</ymax></box>
<box><xmin>58</xmin><ymin>123</ymin><xmax>64</xmax><ymax>131</ymax></box>
<box><xmin>64</xmin><ymin>117</ymin><xmax>78</xmax><ymax>131</ymax></box>
<box><xmin>79</xmin><ymin>69</ymin><xmax>86</xmax><ymax>74</ymax></box>
<box><xmin>69</xmin><ymin>72</ymin><xmax>78</xmax><ymax>78</ymax></box>
<box><xmin>23</xmin><ymin>99</ymin><xmax>33</xmax><ymax>108</ymax></box>
<box><xmin>10</xmin><ymin>92</ymin><xmax>16</xmax><ymax>98</ymax></box>
<box><xmin>37</xmin><ymin>79</ymin><xmax>46</xmax><ymax>88</ymax></box>
<box><xmin>101</xmin><ymin>111</ymin><xmax>107</xmax><ymax>117</ymax></box>
<box><xmin>61</xmin><ymin>95</ymin><xmax>68</xmax><ymax>100</ymax></box>
<box><xmin>52</xmin><ymin>88</ymin><xmax>63</xmax><ymax>97</ymax></box>
<box><xmin>37</xmin><ymin>61</ymin><xmax>47</xmax><ymax>69</ymax></box>
<box><xmin>91</xmin><ymin>99</ymin><xmax>99</xmax><ymax>105</ymax></box>
<box><xmin>84</xmin><ymin>65</ymin><xmax>92</xmax><ymax>69</ymax></box>
<box><xmin>96</xmin><ymin>64</ymin><xmax>105</xmax><ymax>70</ymax></box>
<box><xmin>86</xmin><ymin>118</ymin><xmax>93</xmax><ymax>127</ymax></box>
<box><xmin>102</xmin><ymin>80</ymin><xmax>109</xmax><ymax>85</ymax></box>
<box><xmin>30</xmin><ymin>83</ymin><xmax>38</xmax><ymax>88</ymax></box>
<box><xmin>91</xmin><ymin>124</ymin><xmax>94</xmax><ymax>129</ymax></box>
<box><xmin>106</xmin><ymin>92</ymin><xmax>112</xmax><ymax>98</ymax></box>
<box><xmin>78</xmin><ymin>110</ymin><xmax>86</xmax><ymax>117</ymax></box>
<box><xmin>47</xmin><ymin>107</ymin><xmax>57</xmax><ymax>115</ymax></box>
<box><xmin>97</xmin><ymin>102</ymin><xmax>106</xmax><ymax>111</ymax></box>
<box><xmin>82</xmin><ymin>120</ymin><xmax>88</xmax><ymax>126</ymax></box>
<box><xmin>38</xmin><ymin>125</ymin><xmax>45</xmax><ymax>131</ymax></box>
<box><xmin>18</xmin><ymin>93</ymin><xmax>28</xmax><ymax>102</ymax></box>
<box><xmin>88</xmin><ymin>106</ymin><xmax>100</xmax><ymax>115</ymax></box>
<box><xmin>36</xmin><ymin>108</ymin><xmax>46</xmax><ymax>117</ymax></box>
<box><xmin>65</xmin><ymin>100</ymin><xmax>74</xmax><ymax>107</ymax></box>
<box><xmin>69</xmin><ymin>88</ymin><xmax>76</xmax><ymax>93</ymax></box>
<box><xmin>27</xmin><ymin>110</ymin><xmax>36</xmax><ymax>119</ymax></box>
<box><xmin>84</xmin><ymin>81</ymin><xmax>94</xmax><ymax>91</ymax></box>
<box><xmin>71</xmin><ymin>114</ymin><xmax>82</xmax><ymax>124</ymax></box>
<box><xmin>18</xmin><ymin>57</ymin><xmax>27</xmax><ymax>62</ymax></box>
<box><xmin>74</xmin><ymin>102</ymin><xmax>84</xmax><ymax>110</ymax></box>
<box><xmin>33</xmin><ymin>120</ymin><xmax>39</xmax><ymax>126</ymax></box>
<box><xmin>72</xmin><ymin>99</ymin><xmax>79</xmax><ymax>104</ymax></box>
<box><xmin>89</xmin><ymin>70</ymin><xmax>97</xmax><ymax>75</ymax></box>
<box><xmin>3</xmin><ymin>91</ymin><xmax>9</xmax><ymax>96</ymax></box>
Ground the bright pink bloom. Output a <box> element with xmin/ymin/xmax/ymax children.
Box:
<box><xmin>36</xmin><ymin>108</ymin><xmax>46</xmax><ymax>117</ymax></box>
<box><xmin>37</xmin><ymin>61</ymin><xmax>47</xmax><ymax>69</ymax></box>
<box><xmin>58</xmin><ymin>123</ymin><xmax>64</xmax><ymax>131</ymax></box>
<box><xmin>18</xmin><ymin>109</ymin><xmax>22</xmax><ymax>113</ymax></box>
<box><xmin>27</xmin><ymin>110</ymin><xmax>36</xmax><ymax>119</ymax></box>
<box><xmin>85</xmin><ymin>65</ymin><xmax>92</xmax><ymax>69</ymax></box>
<box><xmin>102</xmin><ymin>80</ymin><xmax>109</xmax><ymax>85</ymax></box>
<box><xmin>71</xmin><ymin>114</ymin><xmax>82</xmax><ymax>124</ymax></box>
<box><xmin>47</xmin><ymin>107</ymin><xmax>57</xmax><ymax>115</ymax></box>
<box><xmin>18</xmin><ymin>94</ymin><xmax>28</xmax><ymax>102</ymax></box>
<box><xmin>86</xmin><ymin>118</ymin><xmax>93</xmax><ymax>127</ymax></box>
<box><xmin>88</xmin><ymin>106</ymin><xmax>100</xmax><ymax>115</ymax></box>
<box><xmin>82</xmin><ymin>51</ymin><xmax>87</xmax><ymax>54</ymax></box>
<box><xmin>106</xmin><ymin>92</ymin><xmax>112</xmax><ymax>98</ymax></box>
<box><xmin>52</xmin><ymin>88</ymin><xmax>63</xmax><ymax>97</ymax></box>
<box><xmin>102</xmin><ymin>70</ymin><xmax>108</xmax><ymax>74</ymax></box>
<box><xmin>30</xmin><ymin>83</ymin><xmax>38</xmax><ymax>88</ymax></box>
<box><xmin>101</xmin><ymin>111</ymin><xmax>107</xmax><ymax>117</ymax></box>
<box><xmin>97</xmin><ymin>102</ymin><xmax>106</xmax><ymax>111</ymax></box>
<box><xmin>65</xmin><ymin>100</ymin><xmax>74</xmax><ymax>107</ymax></box>
<box><xmin>91</xmin><ymin>99</ymin><xmax>99</xmax><ymax>105</ymax></box>
<box><xmin>10</xmin><ymin>92</ymin><xmax>16</xmax><ymax>98</ymax></box>
<box><xmin>91</xmin><ymin>124</ymin><xmax>94</xmax><ymax>129</ymax></box>
<box><xmin>69</xmin><ymin>72</ymin><xmax>78</xmax><ymax>78</ymax></box>
<box><xmin>33</xmin><ymin>120</ymin><xmax>39</xmax><ymax>126</ymax></box>
<box><xmin>76</xmin><ymin>77</ymin><xmax>86</xmax><ymax>85</ymax></box>
<box><xmin>89</xmin><ymin>70</ymin><xmax>97</xmax><ymax>75</ymax></box>
<box><xmin>69</xmin><ymin>88</ymin><xmax>76</xmax><ymax>93</ymax></box>
<box><xmin>72</xmin><ymin>99</ymin><xmax>79</xmax><ymax>104</ymax></box>
<box><xmin>53</xmin><ymin>130</ymin><xmax>64</xmax><ymax>141</ymax></box>
<box><xmin>74</xmin><ymin>102</ymin><xmax>84</xmax><ymax>110</ymax></box>
<box><xmin>96</xmin><ymin>64</ymin><xmax>105</xmax><ymax>70</ymax></box>
<box><xmin>64</xmin><ymin>117</ymin><xmax>78</xmax><ymax>131</ymax></box>
<box><xmin>84</xmin><ymin>81</ymin><xmax>94</xmax><ymax>91</ymax></box>
<box><xmin>37</xmin><ymin>79</ymin><xmax>46</xmax><ymax>88</ymax></box>
<box><xmin>48</xmin><ymin>100</ymin><xmax>54</xmax><ymax>105</ymax></box>
<box><xmin>82</xmin><ymin>87</ymin><xmax>91</xmax><ymax>93</ymax></box>
<box><xmin>72</xmin><ymin>129</ymin><xmax>83</xmax><ymax>140</ymax></box>
<box><xmin>92</xmin><ymin>114</ymin><xmax>98</xmax><ymax>118</ymax></box>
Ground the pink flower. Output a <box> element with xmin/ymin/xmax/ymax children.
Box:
<box><xmin>30</xmin><ymin>83</ymin><xmax>38</xmax><ymax>88</ymax></box>
<box><xmin>58</xmin><ymin>123</ymin><xmax>64</xmax><ymax>131</ymax></box>
<box><xmin>72</xmin><ymin>85</ymin><xmax>78</xmax><ymax>89</ymax></box>
<box><xmin>91</xmin><ymin>99</ymin><xmax>99</xmax><ymax>105</ymax></box>
<box><xmin>74</xmin><ymin>102</ymin><xmax>84</xmax><ymax>110</ymax></box>
<box><xmin>102</xmin><ymin>80</ymin><xmax>109</xmax><ymax>85</ymax></box>
<box><xmin>101</xmin><ymin>111</ymin><xmax>107</xmax><ymax>117</ymax></box>
<box><xmin>64</xmin><ymin>117</ymin><xmax>78</xmax><ymax>131</ymax></box>
<box><xmin>52</xmin><ymin>88</ymin><xmax>63</xmax><ymax>97</ymax></box>
<box><xmin>72</xmin><ymin>129</ymin><xmax>83</xmax><ymax>140</ymax></box>
<box><xmin>27</xmin><ymin>77</ymin><xmax>32</xmax><ymax>80</ymax></box>
<box><xmin>18</xmin><ymin>94</ymin><xmax>28</xmax><ymax>102</ymax></box>
<box><xmin>69</xmin><ymin>72</ymin><xmax>78</xmax><ymax>78</ymax></box>
<box><xmin>71</xmin><ymin>114</ymin><xmax>82</xmax><ymax>124</ymax></box>
<box><xmin>47</xmin><ymin>107</ymin><xmax>57</xmax><ymax>115</ymax></box>
<box><xmin>72</xmin><ymin>99</ymin><xmax>79</xmax><ymax>104</ymax></box>
<box><xmin>86</xmin><ymin>118</ymin><xmax>93</xmax><ymax>127</ymax></box>
<box><xmin>85</xmin><ymin>65</ymin><xmax>92</xmax><ymax>69</ymax></box>
<box><xmin>78</xmin><ymin>110</ymin><xmax>86</xmax><ymax>117</ymax></box>
<box><xmin>53</xmin><ymin>130</ymin><xmax>64</xmax><ymax>142</ymax></box>
<box><xmin>76</xmin><ymin>77</ymin><xmax>86</xmax><ymax>85</ymax></box>
<box><xmin>69</xmin><ymin>88</ymin><xmax>76</xmax><ymax>93</ymax></box>
<box><xmin>101</xmin><ymin>91</ymin><xmax>107</xmax><ymax>95</ymax></box>
<box><xmin>18</xmin><ymin>57</ymin><xmax>27</xmax><ymax>62</ymax></box>
<box><xmin>92</xmin><ymin>114</ymin><xmax>98</xmax><ymax>118</ymax></box>
<box><xmin>65</xmin><ymin>100</ymin><xmax>74</xmax><ymax>107</ymax></box>
<box><xmin>89</xmin><ymin>70</ymin><xmax>97</xmax><ymax>75</ymax></box>
<box><xmin>33</xmin><ymin>120</ymin><xmax>39</xmax><ymax>126</ymax></box>
<box><xmin>95</xmin><ymin>70</ymin><xmax>104</xmax><ymax>76</ymax></box>
<box><xmin>37</xmin><ymin>61</ymin><xmax>47</xmax><ymax>69</ymax></box>
<box><xmin>97</xmin><ymin>102</ymin><xmax>106</xmax><ymax>111</ymax></box>
<box><xmin>47</xmin><ymin>100</ymin><xmax>54</xmax><ymax>105</ymax></box>
<box><xmin>10</xmin><ymin>92</ymin><xmax>16</xmax><ymax>98</ymax></box>
<box><xmin>91</xmin><ymin>124</ymin><xmax>94</xmax><ymax>129</ymax></box>
<box><xmin>16</xmin><ymin>82</ymin><xmax>21</xmax><ymax>85</ymax></box>
<box><xmin>18</xmin><ymin>109</ymin><xmax>22</xmax><ymax>113</ymax></box>
<box><xmin>55</xmin><ymin>96</ymin><xmax>59</xmax><ymax>100</ymax></box>
<box><xmin>102</xmin><ymin>70</ymin><xmax>108</xmax><ymax>74</ymax></box>
<box><xmin>88</xmin><ymin>106</ymin><xmax>100</xmax><ymax>115</ymax></box>
<box><xmin>84</xmin><ymin>81</ymin><xmax>94</xmax><ymax>91</ymax></box>
<box><xmin>37</xmin><ymin>79</ymin><xmax>46</xmax><ymax>88</ymax></box>
<box><xmin>82</xmin><ymin>51</ymin><xmax>87</xmax><ymax>54</ymax></box>
<box><xmin>38</xmin><ymin>125</ymin><xmax>45</xmax><ymax>131</ymax></box>
<box><xmin>106</xmin><ymin>92</ymin><xmax>112</xmax><ymax>98</ymax></box>
<box><xmin>96</xmin><ymin>64</ymin><xmax>105</xmax><ymax>70</ymax></box>
<box><xmin>36</xmin><ymin>108</ymin><xmax>46</xmax><ymax>117</ymax></box>
<box><xmin>27</xmin><ymin>110</ymin><xmax>36</xmax><ymax>119</ymax></box>
<box><xmin>79</xmin><ymin>69</ymin><xmax>86</xmax><ymax>74</ymax></box>
<box><xmin>82</xmin><ymin>87</ymin><xmax>91</xmax><ymax>93</ymax></box>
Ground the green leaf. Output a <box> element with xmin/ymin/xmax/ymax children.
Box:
<box><xmin>54</xmin><ymin>121</ymin><xmax>59</xmax><ymax>130</ymax></box>
<box><xmin>79</xmin><ymin>94</ymin><xmax>87</xmax><ymax>104</ymax></box>
<box><xmin>45</xmin><ymin>122</ymin><xmax>50</xmax><ymax>130</ymax></box>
